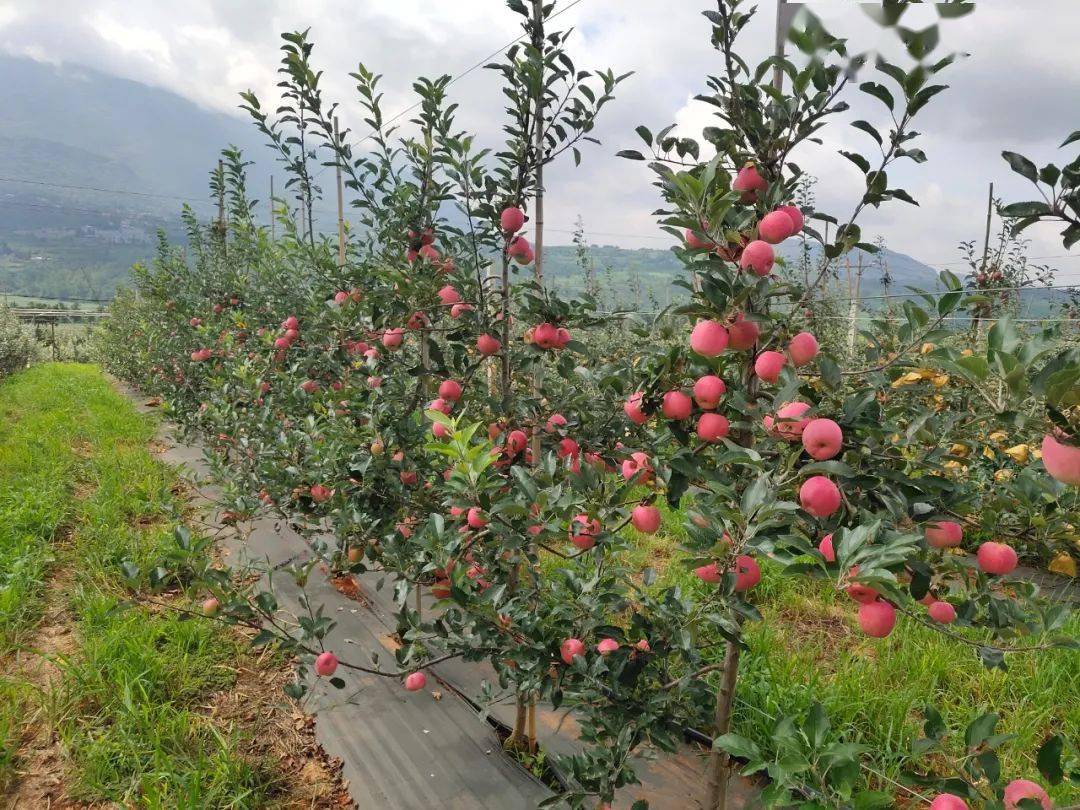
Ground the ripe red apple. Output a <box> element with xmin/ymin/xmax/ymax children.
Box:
<box><xmin>774</xmin><ymin>402</ymin><xmax>811</xmax><ymax>440</ymax></box>
<box><xmin>780</xmin><ymin>205</ymin><xmax>805</xmax><ymax>233</ymax></box>
<box><xmin>631</xmin><ymin>504</ymin><xmax>661</xmax><ymax>534</ymax></box>
<box><xmin>382</xmin><ymin>328</ymin><xmax>404</xmax><ymax>349</ymax></box>
<box><xmin>533</xmin><ymin>322</ymin><xmax>560</xmax><ymax>349</ymax></box>
<box><xmin>733</xmin><ymin>163</ymin><xmax>768</xmax><ymax>202</ymax></box>
<box><xmin>367</xmin><ymin>375</ymin><xmax>382</xmax><ymax>388</ymax></box>
<box><xmin>802</xmin><ymin>418</ymin><xmax>843</xmax><ymax>460</ymax></box>
<box><xmin>450</xmin><ymin>303</ymin><xmax>473</xmax><ymax>318</ymax></box>
<box><xmin>500</xmin><ymin>206</ymin><xmax>525</xmax><ymax>233</ymax></box>
<box><xmin>925</xmin><ymin>520</ymin><xmax>963</xmax><ymax>549</ymax></box>
<box><xmin>799</xmin><ymin>476</ymin><xmax>841</xmax><ymax>518</ymax></box>
<box><xmin>438</xmin><ymin>379</ymin><xmax>462</xmax><ymax>402</ymax></box>
<box><xmin>976</xmin><ymin>541</ymin><xmax>1018</xmax><ymax>575</ymax></box>
<box><xmin>727</xmin><ymin>315</ymin><xmax>760</xmax><ymax>350</ymax></box>
<box><xmin>569</xmin><ymin>515</ymin><xmax>600</xmax><ymax>550</ymax></box>
<box><xmin>685</xmin><ymin>228</ymin><xmax>714</xmax><ymax>250</ymax></box>
<box><xmin>697</xmin><ymin>413</ymin><xmax>730</xmax><ymax>442</ymax></box>
<box><xmin>314</xmin><ymin>651</ymin><xmax>338</xmax><ymax>676</ymax></box>
<box><xmin>507</xmin><ymin>429</ymin><xmax>528</xmax><ymax>455</ymax></box>
<box><xmin>347</xmin><ymin>546</ymin><xmax>363</xmax><ymax>564</ymax></box>
<box><xmin>404</xmin><ymin>671</ymin><xmax>427</xmax><ymax>691</ymax></box>
<box><xmin>310</xmin><ymin>485</ymin><xmax>332</xmax><ymax>503</ymax></box>
<box><xmin>1003</xmin><ymin>779</ymin><xmax>1050</xmax><ymax>810</ymax></box>
<box><xmin>545</xmin><ymin>413</ymin><xmax>567</xmax><ymax>432</ymax></box>
<box><xmin>621</xmin><ymin>452</ymin><xmax>652</xmax><ymax>483</ymax></box>
<box><xmin>788</xmin><ymin>332</ymin><xmax>819</xmax><ymax>366</ymax></box>
<box><xmin>189</xmin><ymin>317</ymin><xmax>202</xmax><ymax>327</ymax></box>
<box><xmin>662</xmin><ymin>390</ymin><xmax>693</xmax><ymax>420</ymax></box>
<box><xmin>437</xmin><ymin>285</ymin><xmax>461</xmax><ymax>305</ymax></box>
<box><xmin>739</xmin><ymin>239</ymin><xmax>775</xmax><ymax>276</ymax></box>
<box><xmin>624</xmin><ymin>392</ymin><xmax>648</xmax><ymax>425</ymax></box>
<box><xmin>693</xmin><ymin>375</ymin><xmax>726</xmax><ymax>409</ymax></box>
<box><xmin>202</xmin><ymin>597</ymin><xmax>221</xmax><ymax>617</ymax></box>
<box><xmin>929</xmin><ymin>794</ymin><xmax>968</xmax><ymax>810</ymax></box>
<box><xmin>754</xmin><ymin>350</ymin><xmax>787</xmax><ymax>383</ymax></box>
<box><xmin>477</xmin><ymin>334</ymin><xmax>501</xmax><ymax>356</ymax></box>
<box><xmin>758</xmin><ymin>209</ymin><xmax>795</xmax><ymax>244</ymax></box>
<box><xmin>282</xmin><ymin>316</ymin><xmax>299</xmax><ymax>330</ymax></box>
<box><xmin>274</xmin><ymin>337</ymin><xmax>290</xmax><ymax>350</ymax></box>
<box><xmin>634</xmin><ymin>639</ymin><xmax>650</xmax><ymax>653</ymax></box>
<box><xmin>507</xmin><ymin>235</ymin><xmax>531</xmax><ymax>259</ymax></box>
<box><xmin>818</xmin><ymin>533</ymin><xmax>835</xmax><ymax>562</ymax></box>
<box><xmin>334</xmin><ymin>290</ymin><xmax>349</xmax><ymax>305</ymax></box>
<box><xmin>399</xmin><ymin>470</ymin><xmax>417</xmax><ymax>486</ymax></box>
<box><xmin>846</xmin><ymin>566</ymin><xmax>878</xmax><ymax>603</ymax></box>
<box><xmin>928</xmin><ymin>601</ymin><xmax>957</xmax><ymax>624</ymax></box>
<box><xmin>300</xmin><ymin>379</ymin><xmax>319</xmax><ymax>394</ymax></box>
<box><xmin>419</xmin><ymin>244</ymin><xmax>440</xmax><ymax>262</ymax></box>
<box><xmin>466</xmin><ymin>507</ymin><xmax>487</xmax><ymax>529</ymax></box>
<box><xmin>557</xmin><ymin>438</ymin><xmax>580</xmax><ymax>461</ymax></box>
<box><xmin>1042</xmin><ymin>432</ymin><xmax>1080</xmax><ymax>485</ymax></box>
<box><xmin>596</xmin><ymin>638</ymin><xmax>620</xmax><ymax>655</ymax></box>
<box><xmin>428</xmin><ymin>397</ymin><xmax>452</xmax><ymax>415</ymax></box>
<box><xmin>690</xmin><ymin>319</ymin><xmax>729</xmax><ymax>357</ymax></box>
<box><xmin>732</xmin><ymin>555</ymin><xmax>761</xmax><ymax>592</ymax></box>
<box><xmin>858</xmin><ymin>599</ymin><xmax>896</xmax><ymax>637</ymax></box>
<box><xmin>560</xmin><ymin>638</ymin><xmax>586</xmax><ymax>665</ymax></box>
<box><xmin>695</xmin><ymin>562</ymin><xmax>721</xmax><ymax>583</ymax></box>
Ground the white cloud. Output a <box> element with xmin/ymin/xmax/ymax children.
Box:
<box><xmin>0</xmin><ymin>0</ymin><xmax>1078</xmax><ymax>278</ymax></box>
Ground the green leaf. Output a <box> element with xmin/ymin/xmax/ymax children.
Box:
<box><xmin>616</xmin><ymin>150</ymin><xmax>646</xmax><ymax>161</ymax></box>
<box><xmin>1002</xmin><ymin>151</ymin><xmax>1039</xmax><ymax>183</ymax></box>
<box><xmin>840</xmin><ymin>151</ymin><xmax>872</xmax><ymax>173</ymax></box>
<box><xmin>860</xmin><ymin>81</ymin><xmax>895</xmax><ymax>111</ymax></box>
<box><xmin>1061</xmin><ymin>130</ymin><xmax>1080</xmax><ymax>148</ymax></box>
<box><xmin>851</xmin><ymin>120</ymin><xmax>883</xmax><ymax>146</ymax></box>
<box><xmin>713</xmin><ymin>733</ymin><xmax>761</xmax><ymax>761</ymax></box>
<box><xmin>965</xmin><ymin>712</ymin><xmax>999</xmax><ymax>750</ymax></box>
<box><xmin>1037</xmin><ymin>734</ymin><xmax>1064</xmax><ymax>785</ymax></box>
<box><xmin>1000</xmin><ymin>201</ymin><xmax>1051</xmax><ymax>218</ymax></box>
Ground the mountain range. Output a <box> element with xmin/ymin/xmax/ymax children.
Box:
<box><xmin>0</xmin><ymin>54</ymin><xmax>947</xmax><ymax>306</ymax></box>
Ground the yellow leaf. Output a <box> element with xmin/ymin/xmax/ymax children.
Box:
<box><xmin>960</xmin><ymin>348</ymin><xmax>974</xmax><ymax>357</ymax></box>
<box><xmin>1048</xmin><ymin>553</ymin><xmax>1077</xmax><ymax>578</ymax></box>
<box><xmin>920</xmin><ymin>342</ymin><xmax>936</xmax><ymax>355</ymax></box>
<box><xmin>982</xmin><ymin>446</ymin><xmax>996</xmax><ymax>460</ymax></box>
<box><xmin>932</xmin><ymin>375</ymin><xmax>949</xmax><ymax>387</ymax></box>
<box><xmin>1003</xmin><ymin>444</ymin><xmax>1030</xmax><ymax>464</ymax></box>
<box><xmin>988</xmin><ymin>431</ymin><xmax>1008</xmax><ymax>443</ymax></box>
<box><xmin>949</xmin><ymin>443</ymin><xmax>970</xmax><ymax>457</ymax></box>
<box><xmin>994</xmin><ymin>468</ymin><xmax>1013</xmax><ymax>482</ymax></box>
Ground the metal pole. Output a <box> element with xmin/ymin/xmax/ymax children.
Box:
<box><xmin>335</xmin><ymin>117</ymin><xmax>346</xmax><ymax>268</ymax></box>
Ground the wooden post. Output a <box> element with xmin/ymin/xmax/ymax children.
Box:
<box><xmin>270</xmin><ymin>175</ymin><xmax>276</xmax><ymax>241</ymax></box>
<box><xmin>705</xmin><ymin>638</ymin><xmax>742</xmax><ymax>810</ymax></box>
<box><xmin>974</xmin><ymin>182</ymin><xmax>994</xmax><ymax>339</ymax></box>
<box><xmin>335</xmin><ymin>117</ymin><xmax>346</xmax><ymax>268</ymax></box>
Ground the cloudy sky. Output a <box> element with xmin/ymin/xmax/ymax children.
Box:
<box><xmin>1</xmin><ymin>0</ymin><xmax>1078</xmax><ymax>281</ymax></box>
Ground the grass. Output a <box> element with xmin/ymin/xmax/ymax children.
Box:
<box><xmin>0</xmin><ymin>364</ymin><xmax>282</xmax><ymax>805</ymax></box>
<box><xmin>609</xmin><ymin>496</ymin><xmax>1080</xmax><ymax>804</ymax></box>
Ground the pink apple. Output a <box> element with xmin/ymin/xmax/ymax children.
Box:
<box><xmin>685</xmin><ymin>228</ymin><xmax>715</xmax><ymax>250</ymax></box>
<box><xmin>774</xmin><ymin>402</ymin><xmax>811</xmax><ymax>440</ymax></box>
<box><xmin>439</xmin><ymin>379</ymin><xmax>463</xmax><ymax>402</ymax></box>
<box><xmin>925</xmin><ymin>520</ymin><xmax>963</xmax><ymax>549</ymax></box>
<box><xmin>693</xmin><ymin>375</ymin><xmax>726</xmax><ymax>409</ymax></box>
<box><xmin>560</xmin><ymin>638</ymin><xmax>586</xmax><ymax>665</ymax></box>
<box><xmin>545</xmin><ymin>413</ymin><xmax>568</xmax><ymax>432</ymax></box>
<box><xmin>314</xmin><ymin>651</ymin><xmax>338</xmax><ymax>676</ymax></box>
<box><xmin>404</xmin><ymin>671</ymin><xmax>427</xmax><ymax>692</ymax></box>
<box><xmin>419</xmin><ymin>244</ymin><xmax>439</xmax><ymax>262</ymax></box>
<box><xmin>569</xmin><ymin>515</ymin><xmax>600</xmax><ymax>550</ymax></box>
<box><xmin>477</xmin><ymin>334</ymin><xmax>501</xmax><ymax>356</ymax></box>
<box><xmin>624</xmin><ymin>392</ymin><xmax>648</xmax><ymax>425</ymax></box>
<box><xmin>282</xmin><ymin>316</ymin><xmax>299</xmax><ymax>330</ymax></box>
<box><xmin>432</xmin><ymin>422</ymin><xmax>449</xmax><ymax>439</ymax></box>
<box><xmin>800</xmin><ymin>476</ymin><xmax>841</xmax><ymax>518</ymax></box>
<box><xmin>780</xmin><ymin>205</ymin><xmax>805</xmax><ymax>233</ymax></box>
<box><xmin>507</xmin><ymin>235</ymin><xmax>531</xmax><ymax>259</ymax></box>
<box><xmin>754</xmin><ymin>350</ymin><xmax>787</xmax><ymax>383</ymax></box>
<box><xmin>802</xmin><ymin>418</ymin><xmax>843</xmax><ymax>460</ymax></box>
<box><xmin>500</xmin><ymin>206</ymin><xmax>525</xmax><ymax>233</ymax></box>
<box><xmin>739</xmin><ymin>239</ymin><xmax>775</xmax><ymax>276</ymax></box>
<box><xmin>662</xmin><ymin>390</ymin><xmax>693</xmax><ymax>420</ymax></box>
<box><xmin>695</xmin><ymin>562</ymin><xmax>721</xmax><ymax>583</ymax></box>
<box><xmin>507</xmin><ymin>430</ymin><xmax>528</xmax><ymax>454</ymax></box>
<box><xmin>858</xmin><ymin>599</ymin><xmax>896</xmax><ymax>637</ymax></box>
<box><xmin>697</xmin><ymin>413</ymin><xmax>730</xmax><ymax>442</ymax></box>
<box><xmin>382</xmin><ymin>328</ymin><xmax>404</xmax><ymax>349</ymax></box>
<box><xmin>466</xmin><ymin>507</ymin><xmax>488</xmax><ymax>529</ymax></box>
<box><xmin>732</xmin><ymin>555</ymin><xmax>761</xmax><ymax>592</ymax></box>
<box><xmin>977</xmin><ymin>542</ymin><xmax>1018</xmax><ymax>575</ymax></box>
<box><xmin>596</xmin><ymin>638</ymin><xmax>620</xmax><ymax>655</ymax></box>
<box><xmin>334</xmin><ymin>290</ymin><xmax>349</xmax><ymax>305</ymax></box>
<box><xmin>310</xmin><ymin>485</ymin><xmax>332</xmax><ymax>503</ymax></box>
<box><xmin>690</xmin><ymin>319</ymin><xmax>730</xmax><ymax>357</ymax></box>
<box><xmin>928</xmin><ymin>601</ymin><xmax>957</xmax><ymax>624</ymax></box>
<box><xmin>437</xmin><ymin>285</ymin><xmax>461</xmax><ymax>305</ymax></box>
<box><xmin>727</xmin><ymin>315</ymin><xmax>760</xmax><ymax>350</ymax></box>
<box><xmin>818</xmin><ymin>533</ymin><xmax>835</xmax><ymax>562</ymax></box>
<box><xmin>301</xmin><ymin>379</ymin><xmax>319</xmax><ymax>394</ymax></box>
<box><xmin>450</xmin><ymin>303</ymin><xmax>472</xmax><ymax>318</ymax></box>
<box><xmin>759</xmin><ymin>210</ymin><xmax>795</xmax><ymax>244</ymax></box>
<box><xmin>929</xmin><ymin>794</ymin><xmax>968</xmax><ymax>810</ymax></box>
<box><xmin>1042</xmin><ymin>432</ymin><xmax>1080</xmax><ymax>485</ymax></box>
<box><xmin>534</xmin><ymin>322</ymin><xmax>560</xmax><ymax>349</ymax></box>
<box><xmin>631</xmin><ymin>504</ymin><xmax>662</xmax><ymax>534</ymax></box>
<box><xmin>202</xmin><ymin>597</ymin><xmax>221</xmax><ymax>617</ymax></box>
<box><xmin>1003</xmin><ymin>779</ymin><xmax>1050</xmax><ymax>810</ymax></box>
<box><xmin>733</xmin><ymin>163</ymin><xmax>768</xmax><ymax>202</ymax></box>
<box><xmin>788</xmin><ymin>332</ymin><xmax>819</xmax><ymax>366</ymax></box>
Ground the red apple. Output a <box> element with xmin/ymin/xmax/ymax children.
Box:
<box><xmin>314</xmin><ymin>651</ymin><xmax>338</xmax><ymax>676</ymax></box>
<box><xmin>631</xmin><ymin>504</ymin><xmax>661</xmax><ymax>534</ymax></box>
<box><xmin>858</xmin><ymin>599</ymin><xmax>896</xmax><ymax>637</ymax></box>
<box><xmin>788</xmin><ymin>332</ymin><xmax>819</xmax><ymax>366</ymax></box>
<box><xmin>560</xmin><ymin>638</ymin><xmax>586</xmax><ymax>665</ymax></box>
<box><xmin>802</xmin><ymin>418</ymin><xmax>843</xmax><ymax>460</ymax></box>
<box><xmin>928</xmin><ymin>601</ymin><xmax>957</xmax><ymax>624</ymax></box>
<box><xmin>799</xmin><ymin>476</ymin><xmax>841</xmax><ymax>517</ymax></box>
<box><xmin>662</xmin><ymin>390</ymin><xmax>693</xmax><ymax>420</ymax></box>
<box><xmin>739</xmin><ymin>240</ymin><xmax>774</xmax><ymax>276</ymax></box>
<box><xmin>754</xmin><ymin>350</ymin><xmax>787</xmax><ymax>383</ymax></box>
<box><xmin>697</xmin><ymin>413</ymin><xmax>730</xmax><ymax>442</ymax></box>
<box><xmin>925</xmin><ymin>521</ymin><xmax>963</xmax><ymax>549</ymax></box>
<box><xmin>690</xmin><ymin>319</ymin><xmax>729</xmax><ymax>357</ymax></box>
<box><xmin>693</xmin><ymin>375</ymin><xmax>726</xmax><ymax>409</ymax></box>
<box><xmin>976</xmin><ymin>542</ymin><xmax>1018</xmax><ymax>575</ymax></box>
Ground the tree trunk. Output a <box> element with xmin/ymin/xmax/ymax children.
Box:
<box><xmin>704</xmin><ymin>639</ymin><xmax>742</xmax><ymax>810</ymax></box>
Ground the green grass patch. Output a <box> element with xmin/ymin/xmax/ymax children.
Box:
<box><xmin>609</xmin><ymin>501</ymin><xmax>1079</xmax><ymax>804</ymax></box>
<box><xmin>0</xmin><ymin>364</ymin><xmax>284</xmax><ymax>806</ymax></box>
